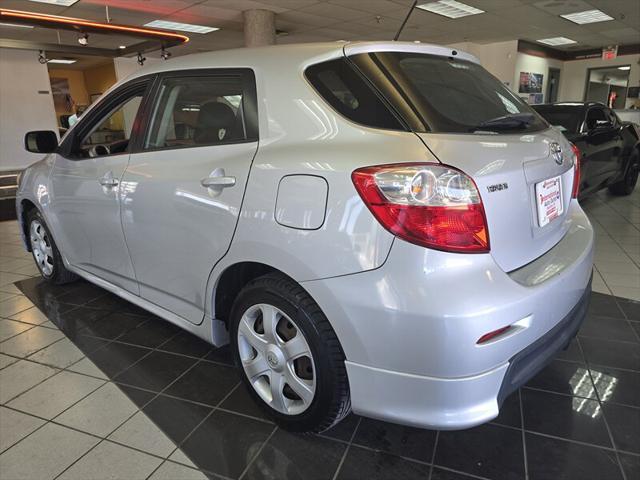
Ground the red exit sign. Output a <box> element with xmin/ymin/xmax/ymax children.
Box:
<box><xmin>602</xmin><ymin>46</ymin><xmax>618</xmax><ymax>60</ymax></box>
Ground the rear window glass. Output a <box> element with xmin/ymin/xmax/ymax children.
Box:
<box><xmin>533</xmin><ymin>107</ymin><xmax>581</xmax><ymax>133</ymax></box>
<box><xmin>359</xmin><ymin>52</ymin><xmax>547</xmax><ymax>134</ymax></box>
<box><xmin>305</xmin><ymin>58</ymin><xmax>405</xmax><ymax>131</ymax></box>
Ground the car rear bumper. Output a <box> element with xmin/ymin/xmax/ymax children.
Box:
<box><xmin>302</xmin><ymin>200</ymin><xmax>594</xmax><ymax>429</ymax></box>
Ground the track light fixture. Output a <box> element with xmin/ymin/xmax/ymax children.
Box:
<box><xmin>38</xmin><ymin>50</ymin><xmax>48</xmax><ymax>64</ymax></box>
<box><xmin>137</xmin><ymin>52</ymin><xmax>146</xmax><ymax>66</ymax></box>
<box><xmin>78</xmin><ymin>33</ymin><xmax>88</xmax><ymax>45</ymax></box>
<box><xmin>160</xmin><ymin>47</ymin><xmax>171</xmax><ymax>60</ymax></box>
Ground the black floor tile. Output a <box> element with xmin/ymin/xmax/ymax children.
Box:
<box><xmin>158</xmin><ymin>330</ymin><xmax>213</xmax><ymax>358</ymax></box>
<box><xmin>85</xmin><ymin>341</ymin><xmax>150</xmax><ymax>377</ymax></box>
<box><xmin>554</xmin><ymin>338</ymin><xmax>585</xmax><ymax>364</ymax></box>
<box><xmin>336</xmin><ymin>446</ymin><xmax>431</xmax><ymax>480</ymax></box>
<box><xmin>117</xmin><ymin>384</ymin><xmax>157</xmax><ymax>409</ymax></box>
<box><xmin>164</xmin><ymin>361</ymin><xmax>239</xmax><ymax>406</ymax></box>
<box><xmin>56</xmin><ymin>283</ymin><xmax>107</xmax><ymax>305</ymax></box>
<box><xmin>522</xmin><ymin>389</ymin><xmax>612</xmax><ymax>447</ymax></box>
<box><xmin>48</xmin><ymin>306</ymin><xmax>111</xmax><ymax>334</ymax></box>
<box><xmin>525</xmin><ymin>432</ymin><xmax>623</xmax><ymax>480</ymax></box>
<box><xmin>179</xmin><ymin>409</ymin><xmax>273</xmax><ymax>478</ymax></box>
<box><xmin>219</xmin><ymin>384</ymin><xmax>270</xmax><ymax>421</ymax></box>
<box><xmin>619</xmin><ymin>452</ymin><xmax>640</xmax><ymax>480</ymax></box>
<box><xmin>65</xmin><ymin>334</ymin><xmax>109</xmax><ymax>356</ymax></box>
<box><xmin>115</xmin><ymin>350</ymin><xmax>197</xmax><ymax>392</ymax></box>
<box><xmin>590</xmin><ymin>366</ymin><xmax>640</xmax><ymax>408</ymax></box>
<box><xmin>116</xmin><ymin>317</ymin><xmax>181</xmax><ymax>348</ymax></box>
<box><xmin>79</xmin><ymin>311</ymin><xmax>148</xmax><ymax>340</ymax></box>
<box><xmin>320</xmin><ymin>414</ymin><xmax>360</xmax><ymax>443</ymax></box>
<box><xmin>203</xmin><ymin>344</ymin><xmax>234</xmax><ymax>366</ymax></box>
<box><xmin>434</xmin><ymin>423</ymin><xmax>525</xmax><ymax>480</ymax></box>
<box><xmin>603</xmin><ymin>403</ymin><xmax>640</xmax><ymax>454</ymax></box>
<box><xmin>580</xmin><ymin>315</ymin><xmax>639</xmax><ymax>343</ymax></box>
<box><xmin>84</xmin><ymin>292</ymin><xmax>135</xmax><ymax>311</ymax></box>
<box><xmin>494</xmin><ymin>390</ymin><xmax>522</xmax><ymax>428</ymax></box>
<box><xmin>143</xmin><ymin>394</ymin><xmax>212</xmax><ymax>444</ymax></box>
<box><xmin>430</xmin><ymin>467</ymin><xmax>476</xmax><ymax>479</ymax></box>
<box><xmin>352</xmin><ymin>417</ymin><xmax>437</xmax><ymax>463</ymax></box>
<box><xmin>243</xmin><ymin>429</ymin><xmax>346</xmax><ymax>480</ymax></box>
<box><xmin>526</xmin><ymin>360</ymin><xmax>595</xmax><ymax>398</ymax></box>
<box><xmin>588</xmin><ymin>293</ymin><xmax>625</xmax><ymax>318</ymax></box>
<box><xmin>580</xmin><ymin>337</ymin><xmax>640</xmax><ymax>371</ymax></box>
<box><xmin>617</xmin><ymin>298</ymin><xmax>640</xmax><ymax>321</ymax></box>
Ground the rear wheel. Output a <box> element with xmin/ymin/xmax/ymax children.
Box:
<box><xmin>609</xmin><ymin>151</ymin><xmax>639</xmax><ymax>196</ymax></box>
<box><xmin>230</xmin><ymin>273</ymin><xmax>350</xmax><ymax>433</ymax></box>
<box><xmin>27</xmin><ymin>210</ymin><xmax>78</xmax><ymax>285</ymax></box>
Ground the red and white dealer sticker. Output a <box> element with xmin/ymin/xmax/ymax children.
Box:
<box><xmin>535</xmin><ymin>176</ymin><xmax>563</xmax><ymax>227</ymax></box>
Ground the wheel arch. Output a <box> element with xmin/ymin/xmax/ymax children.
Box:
<box><xmin>19</xmin><ymin>199</ymin><xmax>39</xmax><ymax>251</ymax></box>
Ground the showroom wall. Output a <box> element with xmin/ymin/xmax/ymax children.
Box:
<box><xmin>0</xmin><ymin>48</ymin><xmax>58</xmax><ymax>171</ymax></box>
<box><xmin>448</xmin><ymin>40</ymin><xmax>518</xmax><ymax>88</ymax></box>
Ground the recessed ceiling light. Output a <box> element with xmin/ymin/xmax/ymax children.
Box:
<box><xmin>48</xmin><ymin>58</ymin><xmax>77</xmax><ymax>64</ymax></box>
<box><xmin>144</xmin><ymin>20</ymin><xmax>218</xmax><ymax>34</ymax></box>
<box><xmin>560</xmin><ymin>9</ymin><xmax>614</xmax><ymax>25</ymax></box>
<box><xmin>26</xmin><ymin>0</ymin><xmax>80</xmax><ymax>6</ymax></box>
<box><xmin>118</xmin><ymin>45</ymin><xmax>126</xmax><ymax>49</ymax></box>
<box><xmin>618</xmin><ymin>66</ymin><xmax>631</xmax><ymax>70</ymax></box>
<box><xmin>0</xmin><ymin>22</ymin><xmax>34</xmax><ymax>29</ymax></box>
<box><xmin>417</xmin><ymin>0</ymin><xmax>484</xmax><ymax>19</ymax></box>
<box><xmin>537</xmin><ymin>37</ymin><xmax>577</xmax><ymax>46</ymax></box>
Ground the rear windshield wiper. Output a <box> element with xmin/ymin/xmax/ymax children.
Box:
<box><xmin>471</xmin><ymin>113</ymin><xmax>535</xmax><ymax>132</ymax></box>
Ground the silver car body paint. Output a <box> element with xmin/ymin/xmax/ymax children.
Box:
<box><xmin>16</xmin><ymin>41</ymin><xmax>594</xmax><ymax>430</ymax></box>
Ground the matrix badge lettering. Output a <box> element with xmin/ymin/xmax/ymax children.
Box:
<box><xmin>487</xmin><ymin>183</ymin><xmax>508</xmax><ymax>193</ymax></box>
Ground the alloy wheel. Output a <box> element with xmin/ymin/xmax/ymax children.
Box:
<box><xmin>30</xmin><ymin>220</ymin><xmax>54</xmax><ymax>276</ymax></box>
<box><xmin>237</xmin><ymin>303</ymin><xmax>316</xmax><ymax>415</ymax></box>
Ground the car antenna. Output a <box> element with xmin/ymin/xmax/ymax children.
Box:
<box><xmin>394</xmin><ymin>0</ymin><xmax>418</xmax><ymax>41</ymax></box>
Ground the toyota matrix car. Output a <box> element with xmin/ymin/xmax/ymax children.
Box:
<box><xmin>17</xmin><ymin>42</ymin><xmax>594</xmax><ymax>433</ymax></box>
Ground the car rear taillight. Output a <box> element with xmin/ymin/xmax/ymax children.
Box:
<box><xmin>570</xmin><ymin>143</ymin><xmax>581</xmax><ymax>199</ymax></box>
<box><xmin>352</xmin><ymin>163</ymin><xmax>490</xmax><ymax>253</ymax></box>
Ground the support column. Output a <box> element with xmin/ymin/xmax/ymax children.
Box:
<box><xmin>243</xmin><ymin>9</ymin><xmax>276</xmax><ymax>47</ymax></box>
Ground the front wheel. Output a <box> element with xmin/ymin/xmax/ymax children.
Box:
<box><xmin>230</xmin><ymin>273</ymin><xmax>350</xmax><ymax>433</ymax></box>
<box><xmin>609</xmin><ymin>151</ymin><xmax>639</xmax><ymax>196</ymax></box>
<box><xmin>27</xmin><ymin>210</ymin><xmax>78</xmax><ymax>285</ymax></box>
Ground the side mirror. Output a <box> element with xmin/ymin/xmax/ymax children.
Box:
<box><xmin>25</xmin><ymin>130</ymin><xmax>58</xmax><ymax>154</ymax></box>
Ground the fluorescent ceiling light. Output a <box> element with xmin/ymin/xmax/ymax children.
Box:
<box><xmin>144</xmin><ymin>20</ymin><xmax>218</xmax><ymax>34</ymax></box>
<box><xmin>561</xmin><ymin>9</ymin><xmax>614</xmax><ymax>24</ymax></box>
<box><xmin>618</xmin><ymin>66</ymin><xmax>630</xmax><ymax>70</ymax></box>
<box><xmin>26</xmin><ymin>0</ymin><xmax>80</xmax><ymax>6</ymax></box>
<box><xmin>48</xmin><ymin>58</ymin><xmax>77</xmax><ymax>64</ymax></box>
<box><xmin>0</xmin><ymin>22</ymin><xmax>34</xmax><ymax>29</ymax></box>
<box><xmin>417</xmin><ymin>0</ymin><xmax>484</xmax><ymax>18</ymax></box>
<box><xmin>537</xmin><ymin>37</ymin><xmax>577</xmax><ymax>46</ymax></box>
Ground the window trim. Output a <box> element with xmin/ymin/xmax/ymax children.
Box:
<box><xmin>138</xmin><ymin>68</ymin><xmax>259</xmax><ymax>154</ymax></box>
<box><xmin>58</xmin><ymin>75</ymin><xmax>155</xmax><ymax>160</ymax></box>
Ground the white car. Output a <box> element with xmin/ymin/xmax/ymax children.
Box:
<box><xmin>17</xmin><ymin>41</ymin><xmax>594</xmax><ymax>433</ymax></box>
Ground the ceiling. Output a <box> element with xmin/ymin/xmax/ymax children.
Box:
<box><xmin>0</xmin><ymin>0</ymin><xmax>638</xmax><ymax>59</ymax></box>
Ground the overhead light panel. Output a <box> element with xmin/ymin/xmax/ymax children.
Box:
<box><xmin>0</xmin><ymin>22</ymin><xmax>34</xmax><ymax>28</ymax></box>
<box><xmin>26</xmin><ymin>0</ymin><xmax>80</xmax><ymax>6</ymax></box>
<box><xmin>537</xmin><ymin>37</ymin><xmax>577</xmax><ymax>46</ymax></box>
<box><xmin>618</xmin><ymin>66</ymin><xmax>630</xmax><ymax>70</ymax></box>
<box><xmin>144</xmin><ymin>20</ymin><xmax>218</xmax><ymax>34</ymax></box>
<box><xmin>48</xmin><ymin>58</ymin><xmax>77</xmax><ymax>64</ymax></box>
<box><xmin>417</xmin><ymin>0</ymin><xmax>484</xmax><ymax>19</ymax></box>
<box><xmin>560</xmin><ymin>9</ymin><xmax>614</xmax><ymax>24</ymax></box>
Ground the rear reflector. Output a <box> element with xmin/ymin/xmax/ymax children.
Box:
<box><xmin>477</xmin><ymin>326</ymin><xmax>511</xmax><ymax>344</ymax></box>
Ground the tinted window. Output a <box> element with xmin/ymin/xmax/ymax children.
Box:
<box><xmin>305</xmin><ymin>58</ymin><xmax>405</xmax><ymax>131</ymax></box>
<box><xmin>533</xmin><ymin>106</ymin><xmax>581</xmax><ymax>133</ymax></box>
<box><xmin>585</xmin><ymin>107</ymin><xmax>608</xmax><ymax>130</ymax></box>
<box><xmin>356</xmin><ymin>52</ymin><xmax>547</xmax><ymax>134</ymax></box>
<box><xmin>145</xmin><ymin>75</ymin><xmax>248</xmax><ymax>150</ymax></box>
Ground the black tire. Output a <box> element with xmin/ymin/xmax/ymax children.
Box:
<box><xmin>608</xmin><ymin>151</ymin><xmax>639</xmax><ymax>196</ymax></box>
<box><xmin>229</xmin><ymin>273</ymin><xmax>350</xmax><ymax>433</ymax></box>
<box><xmin>26</xmin><ymin>210</ymin><xmax>78</xmax><ymax>285</ymax></box>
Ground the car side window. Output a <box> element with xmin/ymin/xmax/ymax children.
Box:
<box><xmin>144</xmin><ymin>75</ymin><xmax>248</xmax><ymax>150</ymax></box>
<box><xmin>585</xmin><ymin>107</ymin><xmax>608</xmax><ymax>131</ymax></box>
<box><xmin>78</xmin><ymin>90</ymin><xmax>145</xmax><ymax>158</ymax></box>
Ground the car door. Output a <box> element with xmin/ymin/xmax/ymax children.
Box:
<box><xmin>120</xmin><ymin>69</ymin><xmax>258</xmax><ymax>324</ymax></box>
<box><xmin>582</xmin><ymin>105</ymin><xmax>618</xmax><ymax>188</ymax></box>
<box><xmin>48</xmin><ymin>77</ymin><xmax>153</xmax><ymax>293</ymax></box>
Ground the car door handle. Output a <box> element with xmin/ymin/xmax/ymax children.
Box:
<box><xmin>99</xmin><ymin>173</ymin><xmax>119</xmax><ymax>188</ymax></box>
<box><xmin>200</xmin><ymin>176</ymin><xmax>236</xmax><ymax>188</ymax></box>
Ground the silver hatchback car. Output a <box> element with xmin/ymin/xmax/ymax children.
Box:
<box><xmin>17</xmin><ymin>42</ymin><xmax>594</xmax><ymax>433</ymax></box>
